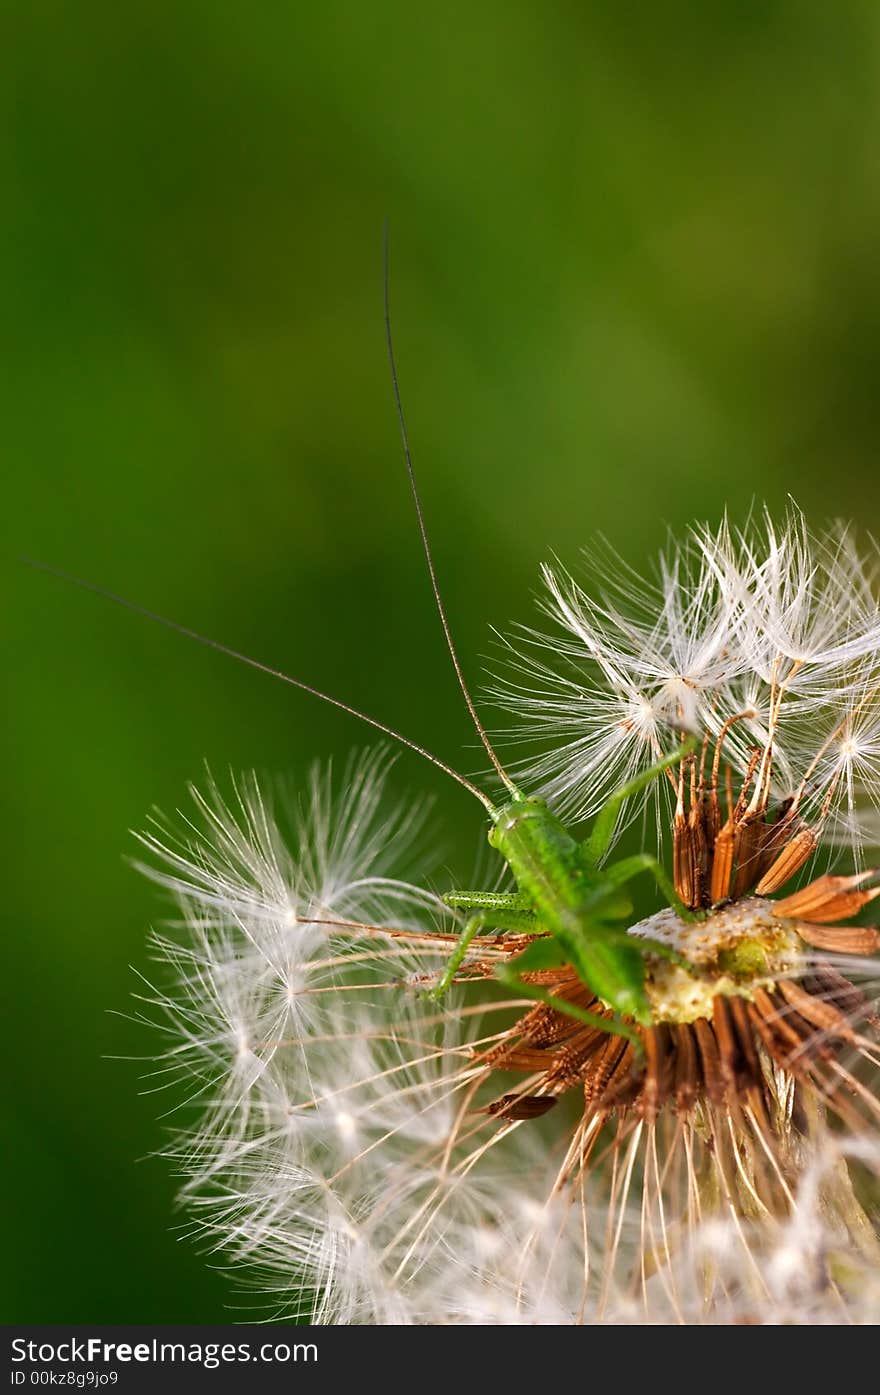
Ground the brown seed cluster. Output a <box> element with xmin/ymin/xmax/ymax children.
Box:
<box><xmin>478</xmin><ymin>956</ymin><xmax>875</xmax><ymax>1128</ymax></box>
<box><xmin>671</xmin><ymin>719</ymin><xmax>824</xmax><ymax>910</ymax></box>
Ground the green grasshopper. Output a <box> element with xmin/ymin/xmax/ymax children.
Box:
<box><xmin>430</xmin><ymin>754</ymin><xmax>696</xmax><ymax>1048</ymax></box>
<box><xmin>28</xmin><ymin>242</ymin><xmax>698</xmax><ymax>1052</ymax></box>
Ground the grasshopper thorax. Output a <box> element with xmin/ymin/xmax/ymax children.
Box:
<box><xmin>487</xmin><ymin>793</ymin><xmax>579</xmax><ymax>870</ymax></box>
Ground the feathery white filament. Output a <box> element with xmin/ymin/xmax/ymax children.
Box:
<box><xmin>492</xmin><ymin>506</ymin><xmax>880</xmax><ymax>844</ymax></box>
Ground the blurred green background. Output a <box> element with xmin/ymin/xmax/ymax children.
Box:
<box><xmin>5</xmin><ymin>0</ymin><xmax>880</xmax><ymax>1321</ymax></box>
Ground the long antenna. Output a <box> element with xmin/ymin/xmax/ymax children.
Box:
<box><xmin>383</xmin><ymin>226</ymin><xmax>517</xmax><ymax>794</ymax></box>
<box><xmin>23</xmin><ymin>558</ymin><xmax>498</xmax><ymax>814</ymax></box>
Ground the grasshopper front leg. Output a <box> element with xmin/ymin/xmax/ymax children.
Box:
<box><xmin>429</xmin><ymin>905</ymin><xmax>537</xmax><ymax>999</ymax></box>
<box><xmin>443</xmin><ymin>890</ymin><xmax>532</xmax><ymax>913</ymax></box>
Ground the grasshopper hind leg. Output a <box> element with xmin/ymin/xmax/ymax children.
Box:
<box><xmin>493</xmin><ymin>958</ymin><xmax>643</xmax><ymax>1049</ymax></box>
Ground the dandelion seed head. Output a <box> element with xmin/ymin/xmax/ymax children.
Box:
<box><xmin>135</xmin><ymin>509</ymin><xmax>880</xmax><ymax>1324</ymax></box>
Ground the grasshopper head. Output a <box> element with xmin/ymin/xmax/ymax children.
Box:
<box><xmin>487</xmin><ymin>792</ymin><xmax>551</xmax><ymax>848</ymax></box>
